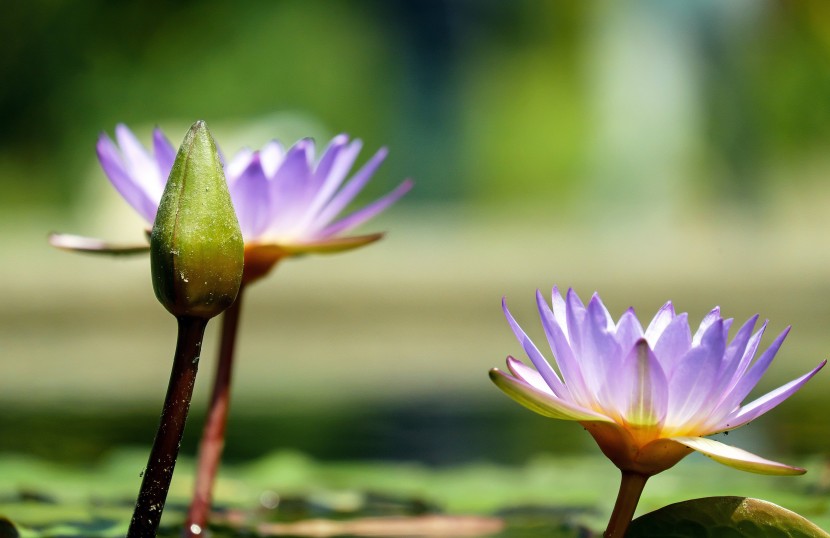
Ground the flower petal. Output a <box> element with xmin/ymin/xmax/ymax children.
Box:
<box><xmin>260</xmin><ymin>140</ymin><xmax>286</xmax><ymax>177</ymax></box>
<box><xmin>96</xmin><ymin>133</ymin><xmax>159</xmax><ymax>223</ymax></box>
<box><xmin>269</xmin><ymin>140</ymin><xmax>314</xmax><ymax>230</ymax></box>
<box><xmin>151</xmin><ymin>128</ymin><xmax>176</xmax><ymax>184</ymax></box>
<box><xmin>707</xmin><ymin>315</ymin><xmax>760</xmax><ymax>407</ymax></box>
<box><xmin>669</xmin><ymin>436</ymin><xmax>805</xmax><ymax>475</ymax></box>
<box><xmin>536</xmin><ymin>290</ymin><xmax>591</xmax><ymax>403</ymax></box>
<box><xmin>48</xmin><ymin>233</ymin><xmax>150</xmax><ymax>255</ymax></box>
<box><xmin>714</xmin><ymin>327</ymin><xmax>791</xmax><ymax>415</ymax></box>
<box><xmin>644</xmin><ymin>301</ymin><xmax>675</xmax><ymax>344</ymax></box>
<box><xmin>260</xmin><ymin>232</ymin><xmax>385</xmax><ymax>256</ymax></box>
<box><xmin>312</xmin><ymin>146</ymin><xmax>389</xmax><ymax>230</ymax></box>
<box><xmin>564</xmin><ymin>288</ymin><xmax>586</xmax><ymax>355</ymax></box>
<box><xmin>314</xmin><ymin>134</ymin><xmax>352</xmax><ymax>184</ymax></box>
<box><xmin>615</xmin><ymin>307</ymin><xmax>644</xmax><ymax>354</ymax></box>
<box><xmin>616</xmin><ymin>339</ymin><xmax>668</xmax><ymax>428</ymax></box>
<box><xmin>726</xmin><ymin>320</ymin><xmax>768</xmax><ymax>390</ymax></box>
<box><xmin>583</xmin><ymin>294</ymin><xmax>623</xmax><ymax>401</ymax></box>
<box><xmin>226</xmin><ymin>148</ymin><xmax>256</xmax><ymax>185</ymax></box>
<box><xmin>652</xmin><ymin>312</ymin><xmax>691</xmax><ymax>375</ymax></box>
<box><xmin>114</xmin><ymin>124</ymin><xmax>165</xmax><ymax>201</ymax></box>
<box><xmin>502</xmin><ymin>298</ymin><xmax>567</xmax><ymax>398</ymax></box>
<box><xmin>666</xmin><ymin>319</ymin><xmax>725</xmax><ymax>425</ymax></box>
<box><xmin>320</xmin><ymin>179</ymin><xmax>413</xmax><ymax>238</ymax></box>
<box><xmin>229</xmin><ymin>156</ymin><xmax>273</xmax><ymax>239</ymax></box>
<box><xmin>692</xmin><ymin>307</ymin><xmax>721</xmax><ymax>346</ymax></box>
<box><xmin>551</xmin><ymin>286</ymin><xmax>569</xmax><ymax>336</ymax></box>
<box><xmin>506</xmin><ymin>356</ymin><xmax>554</xmax><ymax>394</ymax></box>
<box><xmin>489</xmin><ymin>368</ymin><xmax>612</xmax><ymax>422</ymax></box>
<box><xmin>717</xmin><ymin>360</ymin><xmax>826</xmax><ymax>432</ymax></box>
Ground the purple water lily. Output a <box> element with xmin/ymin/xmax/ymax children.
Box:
<box><xmin>491</xmin><ymin>287</ymin><xmax>825</xmax><ymax>537</ymax></box>
<box><xmin>51</xmin><ymin>123</ymin><xmax>412</xmax><ymax>537</ymax></box>
<box><xmin>52</xmin><ymin>124</ymin><xmax>412</xmax><ymax>283</ymax></box>
<box><xmin>491</xmin><ymin>287</ymin><xmax>825</xmax><ymax>477</ymax></box>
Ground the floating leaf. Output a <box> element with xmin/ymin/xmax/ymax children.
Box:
<box><xmin>0</xmin><ymin>518</ymin><xmax>19</xmax><ymax>538</ymax></box>
<box><xmin>628</xmin><ymin>496</ymin><xmax>830</xmax><ymax>537</ymax></box>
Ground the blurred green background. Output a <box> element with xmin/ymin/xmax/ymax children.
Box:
<box><xmin>3</xmin><ymin>0</ymin><xmax>830</xmax><ymax>484</ymax></box>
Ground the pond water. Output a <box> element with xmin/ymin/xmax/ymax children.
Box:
<box><xmin>1</xmin><ymin>394</ymin><xmax>825</xmax><ymax>466</ymax></box>
<box><xmin>1</xmin><ymin>396</ymin><xmax>828</xmax><ymax>537</ymax></box>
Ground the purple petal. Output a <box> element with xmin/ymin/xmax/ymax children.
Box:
<box><xmin>314</xmin><ymin>134</ymin><xmax>363</xmax><ymax>188</ymax></box>
<box><xmin>268</xmin><ymin>140</ymin><xmax>314</xmax><ymax>230</ymax></box>
<box><xmin>666</xmin><ymin>319</ymin><xmax>725</xmax><ymax>425</ymax></box>
<box><xmin>506</xmin><ymin>356</ymin><xmax>554</xmax><ymax>394</ymax></box>
<box><xmin>652</xmin><ymin>313</ymin><xmax>691</xmax><ymax>375</ymax></box>
<box><xmin>152</xmin><ymin>128</ymin><xmax>177</xmax><ymax>185</ymax></box>
<box><xmin>692</xmin><ymin>307</ymin><xmax>722</xmax><ymax>345</ymax></box>
<box><xmin>644</xmin><ymin>301</ymin><xmax>675</xmax><ymax>343</ymax></box>
<box><xmin>297</xmin><ymin>139</ymin><xmax>364</xmax><ymax>231</ymax></box>
<box><xmin>669</xmin><ymin>436</ymin><xmax>805</xmax><ymax>475</ymax></box>
<box><xmin>96</xmin><ymin>134</ymin><xmax>158</xmax><ymax>223</ymax></box>
<box><xmin>564</xmin><ymin>288</ymin><xmax>586</xmax><ymax>354</ymax></box>
<box><xmin>319</xmin><ymin>179</ymin><xmax>413</xmax><ymax>238</ymax></box>
<box><xmin>583</xmin><ymin>295</ymin><xmax>623</xmax><ymax>402</ymax></box>
<box><xmin>311</xmin><ymin>146</ymin><xmax>389</xmax><ymax>231</ymax></box>
<box><xmin>114</xmin><ymin>125</ymin><xmax>164</xmax><ymax>200</ymax></box>
<box><xmin>489</xmin><ymin>368</ymin><xmax>612</xmax><ymax>422</ymax></box>
<box><xmin>709</xmin><ymin>315</ymin><xmax>760</xmax><ymax>401</ymax></box>
<box><xmin>615</xmin><ymin>339</ymin><xmax>668</xmax><ymax>428</ymax></box>
<box><xmin>259</xmin><ymin>140</ymin><xmax>286</xmax><ymax>177</ymax></box>
<box><xmin>228</xmin><ymin>156</ymin><xmax>273</xmax><ymax>239</ymax></box>
<box><xmin>717</xmin><ymin>360</ymin><xmax>826</xmax><ymax>431</ymax></box>
<box><xmin>714</xmin><ymin>327</ymin><xmax>791</xmax><ymax>415</ymax></box>
<box><xmin>551</xmin><ymin>286</ymin><xmax>568</xmax><ymax>334</ymax></box>
<box><xmin>614</xmin><ymin>308</ymin><xmax>644</xmax><ymax>355</ymax></box>
<box><xmin>536</xmin><ymin>290</ymin><xmax>591</xmax><ymax>404</ymax></box>
<box><xmin>502</xmin><ymin>298</ymin><xmax>567</xmax><ymax>398</ymax></box>
<box><xmin>724</xmin><ymin>321</ymin><xmax>768</xmax><ymax>392</ymax></box>
<box><xmin>226</xmin><ymin>148</ymin><xmax>256</xmax><ymax>185</ymax></box>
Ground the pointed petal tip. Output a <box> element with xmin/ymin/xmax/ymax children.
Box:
<box><xmin>671</xmin><ymin>436</ymin><xmax>807</xmax><ymax>476</ymax></box>
<box><xmin>488</xmin><ymin>367</ymin><xmax>506</xmax><ymax>382</ymax></box>
<box><xmin>397</xmin><ymin>177</ymin><xmax>415</xmax><ymax>193</ymax></box>
<box><xmin>48</xmin><ymin>233</ymin><xmax>151</xmax><ymax>256</ymax></box>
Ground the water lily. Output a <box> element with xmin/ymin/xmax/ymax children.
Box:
<box><xmin>490</xmin><ymin>287</ymin><xmax>825</xmax><ymax>537</ymax></box>
<box><xmin>50</xmin><ymin>124</ymin><xmax>411</xmax><ymax>537</ymax></box>
<box><xmin>51</xmin><ymin>124</ymin><xmax>413</xmax><ymax>283</ymax></box>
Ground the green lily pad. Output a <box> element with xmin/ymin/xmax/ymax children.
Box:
<box><xmin>628</xmin><ymin>496</ymin><xmax>830</xmax><ymax>538</ymax></box>
<box><xmin>0</xmin><ymin>518</ymin><xmax>19</xmax><ymax>538</ymax></box>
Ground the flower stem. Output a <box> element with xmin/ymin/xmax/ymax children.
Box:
<box><xmin>604</xmin><ymin>471</ymin><xmax>649</xmax><ymax>538</ymax></box>
<box><xmin>128</xmin><ymin>316</ymin><xmax>208</xmax><ymax>538</ymax></box>
<box><xmin>184</xmin><ymin>284</ymin><xmax>246</xmax><ymax>537</ymax></box>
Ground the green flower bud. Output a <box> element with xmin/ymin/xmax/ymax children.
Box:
<box><xmin>150</xmin><ymin>121</ymin><xmax>244</xmax><ymax>319</ymax></box>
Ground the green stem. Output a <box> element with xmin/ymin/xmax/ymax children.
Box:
<box><xmin>183</xmin><ymin>285</ymin><xmax>246</xmax><ymax>537</ymax></box>
<box><xmin>604</xmin><ymin>471</ymin><xmax>649</xmax><ymax>538</ymax></box>
<box><xmin>128</xmin><ymin>316</ymin><xmax>208</xmax><ymax>538</ymax></box>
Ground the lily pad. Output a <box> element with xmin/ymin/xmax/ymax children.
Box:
<box><xmin>0</xmin><ymin>518</ymin><xmax>19</xmax><ymax>538</ymax></box>
<box><xmin>628</xmin><ymin>496</ymin><xmax>830</xmax><ymax>537</ymax></box>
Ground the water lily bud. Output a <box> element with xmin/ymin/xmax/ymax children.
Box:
<box><xmin>150</xmin><ymin>121</ymin><xmax>243</xmax><ymax>319</ymax></box>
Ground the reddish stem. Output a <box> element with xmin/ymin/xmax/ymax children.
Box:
<box><xmin>604</xmin><ymin>471</ymin><xmax>649</xmax><ymax>538</ymax></box>
<box><xmin>128</xmin><ymin>316</ymin><xmax>208</xmax><ymax>538</ymax></box>
<box><xmin>183</xmin><ymin>284</ymin><xmax>246</xmax><ymax>537</ymax></box>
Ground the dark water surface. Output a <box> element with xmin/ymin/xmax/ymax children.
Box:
<box><xmin>0</xmin><ymin>394</ymin><xmax>824</xmax><ymax>465</ymax></box>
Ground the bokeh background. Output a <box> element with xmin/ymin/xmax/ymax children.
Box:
<box><xmin>3</xmin><ymin>0</ymin><xmax>830</xmax><ymax>479</ymax></box>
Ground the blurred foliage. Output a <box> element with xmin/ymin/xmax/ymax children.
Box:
<box><xmin>2</xmin><ymin>0</ymin><xmax>830</xmax><ymax>212</ymax></box>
